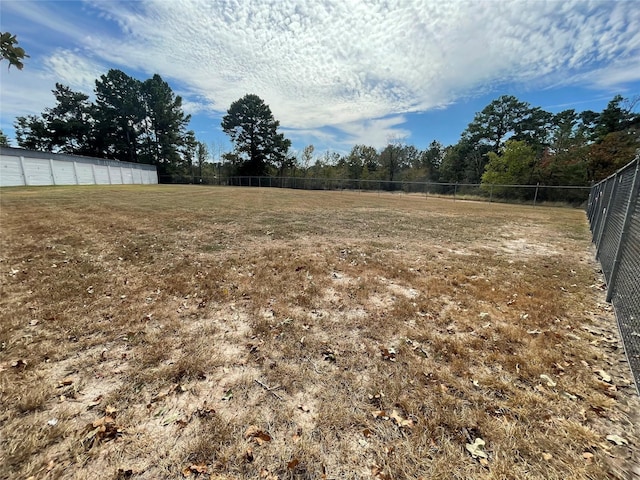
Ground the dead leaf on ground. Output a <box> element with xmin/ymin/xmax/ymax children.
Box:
<box><xmin>11</xmin><ymin>359</ymin><xmax>27</xmax><ymax>369</ymax></box>
<box><xmin>259</xmin><ymin>468</ymin><xmax>278</xmax><ymax>480</ymax></box>
<box><xmin>390</xmin><ymin>409</ymin><xmax>414</xmax><ymax>428</ymax></box>
<box><xmin>244</xmin><ymin>425</ymin><xmax>272</xmax><ymax>445</ymax></box>
<box><xmin>466</xmin><ymin>438</ymin><xmax>488</xmax><ymax>459</ymax></box>
<box><xmin>583</xmin><ymin>452</ymin><xmax>594</xmax><ymax>464</ymax></box>
<box><xmin>182</xmin><ymin>464</ymin><xmax>208</xmax><ymax>477</ymax></box>
<box><xmin>540</xmin><ymin>374</ymin><xmax>557</xmax><ymax>387</ymax></box>
<box><xmin>606</xmin><ymin>434</ymin><xmax>629</xmax><ymax>446</ymax></box>
<box><xmin>287</xmin><ymin>458</ymin><xmax>300</xmax><ymax>470</ymax></box>
<box><xmin>83</xmin><ymin>415</ymin><xmax>124</xmax><ymax>447</ymax></box>
<box><xmin>245</xmin><ymin>447</ymin><xmax>254</xmax><ymax>462</ymax></box>
<box><xmin>381</xmin><ymin>346</ymin><xmax>397</xmax><ymax>361</ymax></box>
<box><xmin>595</xmin><ymin>369</ymin><xmax>612</xmax><ymax>383</ymax></box>
<box><xmin>297</xmin><ymin>404</ymin><xmax>310</xmax><ymax>412</ymax></box>
<box><xmin>371</xmin><ymin>465</ymin><xmax>392</xmax><ymax>480</ymax></box>
<box><xmin>542</xmin><ymin>452</ymin><xmax>553</xmax><ymax>461</ymax></box>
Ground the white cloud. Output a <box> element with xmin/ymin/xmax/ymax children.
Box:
<box><xmin>43</xmin><ymin>50</ymin><xmax>105</xmax><ymax>93</ymax></box>
<box><xmin>2</xmin><ymin>0</ymin><xmax>640</xmax><ymax>147</ymax></box>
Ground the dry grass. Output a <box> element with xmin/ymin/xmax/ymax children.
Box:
<box><xmin>1</xmin><ymin>185</ymin><xmax>638</xmax><ymax>480</ymax></box>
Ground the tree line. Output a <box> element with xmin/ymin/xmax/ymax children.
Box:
<box><xmin>2</xmin><ymin>61</ymin><xmax>638</xmax><ymax>191</ymax></box>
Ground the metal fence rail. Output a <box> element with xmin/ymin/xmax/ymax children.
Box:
<box><xmin>587</xmin><ymin>153</ymin><xmax>640</xmax><ymax>392</ymax></box>
<box><xmin>159</xmin><ymin>174</ymin><xmax>591</xmax><ymax>206</ymax></box>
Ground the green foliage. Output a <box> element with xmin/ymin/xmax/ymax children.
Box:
<box><xmin>481</xmin><ymin>140</ymin><xmax>538</xmax><ymax>196</ymax></box>
<box><xmin>0</xmin><ymin>129</ymin><xmax>9</xmax><ymax>146</ymax></box>
<box><xmin>0</xmin><ymin>32</ymin><xmax>29</xmax><ymax>70</ymax></box>
<box><xmin>221</xmin><ymin>94</ymin><xmax>291</xmax><ymax>176</ymax></box>
<box><xmin>464</xmin><ymin>95</ymin><xmax>533</xmax><ymax>151</ymax></box>
<box><xmin>94</xmin><ymin>69</ymin><xmax>146</xmax><ymax>162</ymax></box>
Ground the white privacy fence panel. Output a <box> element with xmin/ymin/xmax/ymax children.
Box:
<box><xmin>75</xmin><ymin>162</ymin><xmax>95</xmax><ymax>184</ymax></box>
<box><xmin>0</xmin><ymin>147</ymin><xmax>158</xmax><ymax>187</ymax></box>
<box><xmin>24</xmin><ymin>158</ymin><xmax>54</xmax><ymax>185</ymax></box>
<box><xmin>108</xmin><ymin>165</ymin><xmax>123</xmax><ymax>184</ymax></box>
<box><xmin>52</xmin><ymin>160</ymin><xmax>75</xmax><ymax>185</ymax></box>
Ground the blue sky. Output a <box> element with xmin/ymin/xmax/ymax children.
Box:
<box><xmin>1</xmin><ymin>0</ymin><xmax>639</xmax><ymax>160</ymax></box>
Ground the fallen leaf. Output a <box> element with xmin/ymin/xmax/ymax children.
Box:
<box><xmin>595</xmin><ymin>370</ymin><xmax>612</xmax><ymax>383</ymax></box>
<box><xmin>287</xmin><ymin>458</ymin><xmax>300</xmax><ymax>470</ymax></box>
<box><xmin>540</xmin><ymin>374</ymin><xmax>557</xmax><ymax>387</ymax></box>
<box><xmin>189</xmin><ymin>464</ymin><xmax>208</xmax><ymax>474</ymax></box>
<box><xmin>466</xmin><ymin>438</ymin><xmax>488</xmax><ymax>459</ymax></box>
<box><xmin>363</xmin><ymin>428</ymin><xmax>373</xmax><ymax>437</ymax></box>
<box><xmin>381</xmin><ymin>347</ymin><xmax>397</xmax><ymax>361</ymax></box>
<box><xmin>59</xmin><ymin>377</ymin><xmax>74</xmax><ymax>387</ymax></box>
<box><xmin>87</xmin><ymin>396</ymin><xmax>103</xmax><ymax>409</ymax></box>
<box><xmin>605</xmin><ymin>434</ymin><xmax>629</xmax><ymax>446</ymax></box>
<box><xmin>390</xmin><ymin>409</ymin><xmax>414</xmax><ymax>428</ymax></box>
<box><xmin>542</xmin><ymin>452</ymin><xmax>553</xmax><ymax>461</ymax></box>
<box><xmin>297</xmin><ymin>404</ymin><xmax>310</xmax><ymax>413</ymax></box>
<box><xmin>244</xmin><ymin>425</ymin><xmax>272</xmax><ymax>445</ymax></box>
<box><xmin>372</xmin><ymin>410</ymin><xmax>388</xmax><ymax>420</ymax></box>
<box><xmin>245</xmin><ymin>447</ymin><xmax>254</xmax><ymax>462</ymax></box>
<box><xmin>583</xmin><ymin>452</ymin><xmax>594</xmax><ymax>464</ymax></box>
<box><xmin>11</xmin><ymin>359</ymin><xmax>27</xmax><ymax>369</ymax></box>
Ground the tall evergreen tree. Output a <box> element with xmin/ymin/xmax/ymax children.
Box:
<box><xmin>94</xmin><ymin>69</ymin><xmax>145</xmax><ymax>162</ymax></box>
<box><xmin>221</xmin><ymin>94</ymin><xmax>291</xmax><ymax>176</ymax></box>
<box><xmin>140</xmin><ymin>74</ymin><xmax>191</xmax><ymax>171</ymax></box>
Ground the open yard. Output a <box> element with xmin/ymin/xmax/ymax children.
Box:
<box><xmin>1</xmin><ymin>185</ymin><xmax>638</xmax><ymax>480</ymax></box>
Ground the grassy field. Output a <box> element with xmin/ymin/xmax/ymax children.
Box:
<box><xmin>1</xmin><ymin>185</ymin><xmax>638</xmax><ymax>480</ymax></box>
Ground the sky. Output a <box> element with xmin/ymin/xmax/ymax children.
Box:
<box><xmin>1</xmin><ymin>0</ymin><xmax>639</xmax><ymax>159</ymax></box>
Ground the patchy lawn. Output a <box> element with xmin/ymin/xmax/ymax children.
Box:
<box><xmin>1</xmin><ymin>185</ymin><xmax>638</xmax><ymax>480</ymax></box>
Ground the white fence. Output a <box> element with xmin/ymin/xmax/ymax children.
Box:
<box><xmin>0</xmin><ymin>147</ymin><xmax>158</xmax><ymax>187</ymax></box>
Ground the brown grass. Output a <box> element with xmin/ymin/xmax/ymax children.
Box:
<box><xmin>0</xmin><ymin>185</ymin><xmax>638</xmax><ymax>480</ymax></box>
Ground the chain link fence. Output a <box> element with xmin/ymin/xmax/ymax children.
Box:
<box><xmin>587</xmin><ymin>153</ymin><xmax>640</xmax><ymax>393</ymax></box>
<box><xmin>159</xmin><ymin>174</ymin><xmax>590</xmax><ymax>206</ymax></box>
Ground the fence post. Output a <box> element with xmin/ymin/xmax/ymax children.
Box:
<box><xmin>454</xmin><ymin>183</ymin><xmax>457</xmax><ymax>201</ymax></box>
<box><xmin>489</xmin><ymin>184</ymin><xmax>493</xmax><ymax>203</ymax></box>
<box><xmin>72</xmin><ymin>161</ymin><xmax>79</xmax><ymax>184</ymax></box>
<box><xmin>596</xmin><ymin>173</ymin><xmax>618</xmax><ymax>258</ymax></box>
<box><xmin>49</xmin><ymin>158</ymin><xmax>56</xmax><ymax>185</ymax></box>
<box><xmin>533</xmin><ymin>183</ymin><xmax>540</xmax><ymax>207</ymax></box>
<box><xmin>19</xmin><ymin>156</ymin><xmax>28</xmax><ymax>186</ymax></box>
<box><xmin>605</xmin><ymin>159</ymin><xmax>640</xmax><ymax>302</ymax></box>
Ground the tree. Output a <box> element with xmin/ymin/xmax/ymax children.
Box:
<box><xmin>418</xmin><ymin>140</ymin><xmax>444</xmax><ymax>181</ymax></box>
<box><xmin>300</xmin><ymin>144</ymin><xmax>315</xmax><ymax>175</ymax></box>
<box><xmin>481</xmin><ymin>140</ymin><xmax>538</xmax><ymax>197</ymax></box>
<box><xmin>15</xmin><ymin>115</ymin><xmax>51</xmax><ymax>151</ymax></box>
<box><xmin>439</xmin><ymin>138</ymin><xmax>491</xmax><ymax>184</ymax></box>
<box><xmin>196</xmin><ymin>141</ymin><xmax>209</xmax><ymax>179</ymax></box>
<box><xmin>587</xmin><ymin>129</ymin><xmax>640</xmax><ymax>182</ymax></box>
<box><xmin>0</xmin><ymin>129</ymin><xmax>9</xmax><ymax>146</ymax></box>
<box><xmin>464</xmin><ymin>95</ymin><xmax>533</xmax><ymax>152</ymax></box>
<box><xmin>140</xmin><ymin>74</ymin><xmax>191</xmax><ymax>170</ymax></box>
<box><xmin>94</xmin><ymin>69</ymin><xmax>145</xmax><ymax>162</ymax></box>
<box><xmin>1</xmin><ymin>32</ymin><xmax>29</xmax><ymax>70</ymax></box>
<box><xmin>221</xmin><ymin>94</ymin><xmax>291</xmax><ymax>176</ymax></box>
<box><xmin>45</xmin><ymin>83</ymin><xmax>96</xmax><ymax>155</ymax></box>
